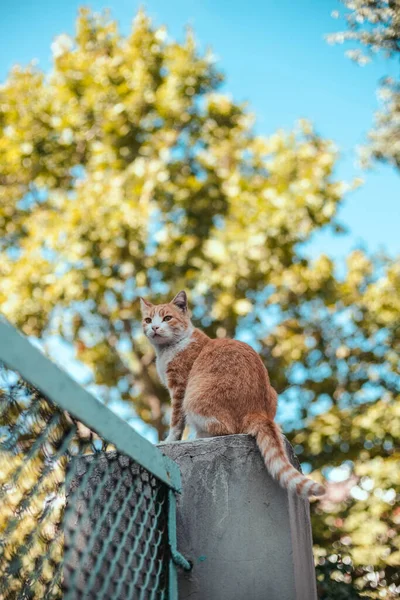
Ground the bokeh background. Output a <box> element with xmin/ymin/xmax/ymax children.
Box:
<box><xmin>0</xmin><ymin>1</ymin><xmax>399</xmax><ymax>597</ymax></box>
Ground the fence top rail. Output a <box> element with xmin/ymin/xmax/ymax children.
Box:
<box><xmin>0</xmin><ymin>318</ymin><xmax>181</xmax><ymax>492</ymax></box>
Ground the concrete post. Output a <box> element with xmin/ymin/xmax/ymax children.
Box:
<box><xmin>160</xmin><ymin>434</ymin><xmax>318</xmax><ymax>600</ymax></box>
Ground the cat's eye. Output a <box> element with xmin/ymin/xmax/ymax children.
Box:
<box><xmin>163</xmin><ymin>315</ymin><xmax>172</xmax><ymax>322</ymax></box>
<box><xmin>144</xmin><ymin>318</ymin><xmax>152</xmax><ymax>324</ymax></box>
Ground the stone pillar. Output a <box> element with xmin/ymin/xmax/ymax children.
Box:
<box><xmin>160</xmin><ymin>434</ymin><xmax>318</xmax><ymax>600</ymax></box>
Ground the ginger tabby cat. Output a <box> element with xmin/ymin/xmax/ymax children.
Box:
<box><xmin>140</xmin><ymin>291</ymin><xmax>325</xmax><ymax>498</ymax></box>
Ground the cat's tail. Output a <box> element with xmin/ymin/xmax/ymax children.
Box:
<box><xmin>244</xmin><ymin>413</ymin><xmax>325</xmax><ymax>498</ymax></box>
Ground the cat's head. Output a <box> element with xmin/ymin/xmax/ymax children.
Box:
<box><xmin>140</xmin><ymin>290</ymin><xmax>192</xmax><ymax>347</ymax></box>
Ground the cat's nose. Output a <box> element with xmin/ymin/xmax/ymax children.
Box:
<box><xmin>152</xmin><ymin>325</ymin><xmax>160</xmax><ymax>332</ymax></box>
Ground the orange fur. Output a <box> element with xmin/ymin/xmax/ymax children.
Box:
<box><xmin>140</xmin><ymin>291</ymin><xmax>325</xmax><ymax>499</ymax></box>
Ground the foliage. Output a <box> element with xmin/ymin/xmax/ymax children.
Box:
<box><xmin>298</xmin><ymin>398</ymin><xmax>399</xmax><ymax>598</ymax></box>
<box><xmin>328</xmin><ymin>1</ymin><xmax>400</xmax><ymax>168</ymax></box>
<box><xmin>0</xmin><ymin>8</ymin><xmax>399</xmax><ymax>598</ymax></box>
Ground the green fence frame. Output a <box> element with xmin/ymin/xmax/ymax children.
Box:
<box><xmin>0</xmin><ymin>318</ymin><xmax>190</xmax><ymax>598</ymax></box>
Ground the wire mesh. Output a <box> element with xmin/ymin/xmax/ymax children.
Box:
<box><xmin>0</xmin><ymin>360</ymin><xmax>170</xmax><ymax>599</ymax></box>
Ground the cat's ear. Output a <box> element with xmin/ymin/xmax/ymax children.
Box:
<box><xmin>139</xmin><ymin>297</ymin><xmax>153</xmax><ymax>314</ymax></box>
<box><xmin>171</xmin><ymin>290</ymin><xmax>188</xmax><ymax>312</ymax></box>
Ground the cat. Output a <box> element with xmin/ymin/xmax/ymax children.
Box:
<box><xmin>140</xmin><ymin>290</ymin><xmax>325</xmax><ymax>498</ymax></box>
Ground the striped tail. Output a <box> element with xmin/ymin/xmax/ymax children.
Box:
<box><xmin>244</xmin><ymin>413</ymin><xmax>325</xmax><ymax>498</ymax></box>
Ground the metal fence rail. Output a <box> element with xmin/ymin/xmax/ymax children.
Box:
<box><xmin>0</xmin><ymin>319</ymin><xmax>190</xmax><ymax>599</ymax></box>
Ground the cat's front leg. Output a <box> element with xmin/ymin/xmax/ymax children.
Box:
<box><xmin>164</xmin><ymin>389</ymin><xmax>185</xmax><ymax>443</ymax></box>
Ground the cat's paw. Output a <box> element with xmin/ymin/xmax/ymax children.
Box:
<box><xmin>161</xmin><ymin>426</ymin><xmax>182</xmax><ymax>444</ymax></box>
<box><xmin>162</xmin><ymin>433</ymin><xmax>180</xmax><ymax>444</ymax></box>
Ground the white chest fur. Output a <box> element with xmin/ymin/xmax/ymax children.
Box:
<box><xmin>156</xmin><ymin>335</ymin><xmax>193</xmax><ymax>388</ymax></box>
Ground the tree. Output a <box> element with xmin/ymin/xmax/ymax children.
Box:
<box><xmin>328</xmin><ymin>1</ymin><xmax>400</xmax><ymax>169</ymax></box>
<box><xmin>0</xmin><ymin>8</ymin><xmax>399</xmax><ymax>597</ymax></box>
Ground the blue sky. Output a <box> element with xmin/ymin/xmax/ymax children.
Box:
<box><xmin>1</xmin><ymin>0</ymin><xmax>399</xmax><ymax>264</ymax></box>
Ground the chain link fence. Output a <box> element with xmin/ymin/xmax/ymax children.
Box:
<box><xmin>0</xmin><ymin>320</ymin><xmax>189</xmax><ymax>599</ymax></box>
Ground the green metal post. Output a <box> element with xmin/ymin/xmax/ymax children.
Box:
<box><xmin>168</xmin><ymin>489</ymin><xmax>191</xmax><ymax>598</ymax></box>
